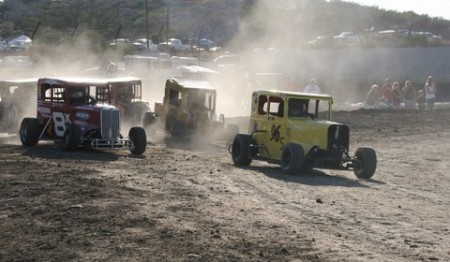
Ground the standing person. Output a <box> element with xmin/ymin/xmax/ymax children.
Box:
<box><xmin>392</xmin><ymin>82</ymin><xmax>402</xmax><ymax>109</ymax></box>
<box><xmin>402</xmin><ymin>80</ymin><xmax>416</xmax><ymax>109</ymax></box>
<box><xmin>424</xmin><ymin>76</ymin><xmax>437</xmax><ymax>110</ymax></box>
<box><xmin>304</xmin><ymin>78</ymin><xmax>321</xmax><ymax>94</ymax></box>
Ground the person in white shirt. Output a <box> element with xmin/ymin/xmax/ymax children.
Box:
<box><xmin>304</xmin><ymin>78</ymin><xmax>321</xmax><ymax>94</ymax></box>
<box><xmin>424</xmin><ymin>76</ymin><xmax>437</xmax><ymax>110</ymax></box>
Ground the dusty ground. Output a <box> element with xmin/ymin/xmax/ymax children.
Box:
<box><xmin>0</xmin><ymin>108</ymin><xmax>449</xmax><ymax>261</ymax></box>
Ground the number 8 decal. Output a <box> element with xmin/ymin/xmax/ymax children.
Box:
<box><xmin>52</xmin><ymin>112</ymin><xmax>70</xmax><ymax>137</ymax></box>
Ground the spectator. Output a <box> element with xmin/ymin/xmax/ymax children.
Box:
<box><xmin>364</xmin><ymin>84</ymin><xmax>381</xmax><ymax>107</ymax></box>
<box><xmin>381</xmin><ymin>78</ymin><xmax>393</xmax><ymax>105</ymax></box>
<box><xmin>424</xmin><ymin>76</ymin><xmax>437</xmax><ymax>110</ymax></box>
<box><xmin>304</xmin><ymin>78</ymin><xmax>321</xmax><ymax>94</ymax></box>
<box><xmin>402</xmin><ymin>80</ymin><xmax>416</xmax><ymax>109</ymax></box>
<box><xmin>417</xmin><ymin>89</ymin><xmax>426</xmax><ymax>110</ymax></box>
<box><xmin>392</xmin><ymin>82</ymin><xmax>402</xmax><ymax>109</ymax></box>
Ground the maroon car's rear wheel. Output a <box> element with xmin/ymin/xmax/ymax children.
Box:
<box><xmin>19</xmin><ymin>118</ymin><xmax>40</xmax><ymax>147</ymax></box>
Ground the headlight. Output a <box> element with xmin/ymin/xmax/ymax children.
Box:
<box><xmin>75</xmin><ymin>111</ymin><xmax>90</xmax><ymax>120</ymax></box>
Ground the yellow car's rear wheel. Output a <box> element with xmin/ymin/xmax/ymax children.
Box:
<box><xmin>231</xmin><ymin>134</ymin><xmax>252</xmax><ymax>166</ymax></box>
<box><xmin>281</xmin><ymin>143</ymin><xmax>305</xmax><ymax>175</ymax></box>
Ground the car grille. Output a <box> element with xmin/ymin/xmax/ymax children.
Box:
<box><xmin>101</xmin><ymin>108</ymin><xmax>120</xmax><ymax>141</ymax></box>
<box><xmin>328</xmin><ymin>124</ymin><xmax>349</xmax><ymax>151</ymax></box>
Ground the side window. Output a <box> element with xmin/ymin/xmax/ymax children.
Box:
<box><xmin>132</xmin><ymin>83</ymin><xmax>141</xmax><ymax>100</ymax></box>
<box><xmin>268</xmin><ymin>96</ymin><xmax>284</xmax><ymax>117</ymax></box>
<box><xmin>54</xmin><ymin>87</ymin><xmax>64</xmax><ymax>102</ymax></box>
<box><xmin>169</xmin><ymin>89</ymin><xmax>181</xmax><ymax>106</ymax></box>
<box><xmin>88</xmin><ymin>86</ymin><xmax>96</xmax><ymax>98</ymax></box>
<box><xmin>43</xmin><ymin>84</ymin><xmax>51</xmax><ymax>101</ymax></box>
<box><xmin>96</xmin><ymin>87</ymin><xmax>109</xmax><ymax>103</ymax></box>
<box><xmin>258</xmin><ymin>95</ymin><xmax>268</xmax><ymax>115</ymax></box>
<box><xmin>43</xmin><ymin>84</ymin><xmax>64</xmax><ymax>103</ymax></box>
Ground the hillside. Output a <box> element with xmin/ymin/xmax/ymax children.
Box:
<box><xmin>0</xmin><ymin>0</ymin><xmax>449</xmax><ymax>50</ymax></box>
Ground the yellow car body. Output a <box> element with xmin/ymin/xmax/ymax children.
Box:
<box><xmin>151</xmin><ymin>77</ymin><xmax>238</xmax><ymax>143</ymax></box>
<box><xmin>248</xmin><ymin>90</ymin><xmax>335</xmax><ymax>161</ymax></box>
<box><xmin>231</xmin><ymin>90</ymin><xmax>377</xmax><ymax>178</ymax></box>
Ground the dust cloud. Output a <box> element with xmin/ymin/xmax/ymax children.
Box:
<box><xmin>1</xmin><ymin>0</ymin><xmax>379</xmax><ymax>137</ymax></box>
<box><xmin>210</xmin><ymin>0</ymin><xmax>381</xmax><ymax>116</ymax></box>
<box><xmin>0</xmin><ymin>32</ymin><xmax>114</xmax><ymax>130</ymax></box>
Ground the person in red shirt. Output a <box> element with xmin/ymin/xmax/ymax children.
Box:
<box><xmin>381</xmin><ymin>78</ymin><xmax>394</xmax><ymax>105</ymax></box>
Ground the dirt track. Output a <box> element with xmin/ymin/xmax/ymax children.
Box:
<box><xmin>1</xmin><ymin>108</ymin><xmax>449</xmax><ymax>261</ymax></box>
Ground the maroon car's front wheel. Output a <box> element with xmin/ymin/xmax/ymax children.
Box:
<box><xmin>63</xmin><ymin>124</ymin><xmax>81</xmax><ymax>151</ymax></box>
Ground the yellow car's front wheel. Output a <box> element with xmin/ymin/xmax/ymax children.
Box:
<box><xmin>353</xmin><ymin>147</ymin><xmax>377</xmax><ymax>179</ymax></box>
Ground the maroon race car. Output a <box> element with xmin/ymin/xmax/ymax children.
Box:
<box><xmin>19</xmin><ymin>77</ymin><xmax>147</xmax><ymax>155</ymax></box>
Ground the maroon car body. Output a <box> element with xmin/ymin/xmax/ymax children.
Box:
<box><xmin>19</xmin><ymin>77</ymin><xmax>147</xmax><ymax>155</ymax></box>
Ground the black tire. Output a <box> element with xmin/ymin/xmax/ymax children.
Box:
<box><xmin>353</xmin><ymin>147</ymin><xmax>377</xmax><ymax>178</ymax></box>
<box><xmin>129</xmin><ymin>127</ymin><xmax>147</xmax><ymax>155</ymax></box>
<box><xmin>63</xmin><ymin>124</ymin><xmax>82</xmax><ymax>151</ymax></box>
<box><xmin>231</xmin><ymin>134</ymin><xmax>252</xmax><ymax>166</ymax></box>
<box><xmin>280</xmin><ymin>143</ymin><xmax>305</xmax><ymax>175</ymax></box>
<box><xmin>19</xmin><ymin>117</ymin><xmax>40</xmax><ymax>147</ymax></box>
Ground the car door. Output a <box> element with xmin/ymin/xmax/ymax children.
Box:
<box><xmin>252</xmin><ymin>95</ymin><xmax>286</xmax><ymax>161</ymax></box>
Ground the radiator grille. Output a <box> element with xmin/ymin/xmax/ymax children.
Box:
<box><xmin>101</xmin><ymin>109</ymin><xmax>120</xmax><ymax>141</ymax></box>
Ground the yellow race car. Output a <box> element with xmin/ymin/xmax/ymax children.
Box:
<box><xmin>231</xmin><ymin>90</ymin><xmax>377</xmax><ymax>178</ymax></box>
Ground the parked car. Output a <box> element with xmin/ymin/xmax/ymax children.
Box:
<box><xmin>333</xmin><ymin>32</ymin><xmax>363</xmax><ymax>43</ymax></box>
<box><xmin>158</xmin><ymin>38</ymin><xmax>191</xmax><ymax>52</ymax></box>
<box><xmin>132</xmin><ymin>38</ymin><xmax>158</xmax><ymax>52</ymax></box>
<box><xmin>196</xmin><ymin>38</ymin><xmax>216</xmax><ymax>51</ymax></box>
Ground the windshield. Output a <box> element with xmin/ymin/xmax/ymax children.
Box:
<box><xmin>187</xmin><ymin>90</ymin><xmax>216</xmax><ymax>117</ymax></box>
<box><xmin>68</xmin><ymin>86</ymin><xmax>90</xmax><ymax>104</ymax></box>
